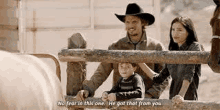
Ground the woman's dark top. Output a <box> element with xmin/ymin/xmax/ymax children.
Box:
<box><xmin>153</xmin><ymin>42</ymin><xmax>203</xmax><ymax>100</ymax></box>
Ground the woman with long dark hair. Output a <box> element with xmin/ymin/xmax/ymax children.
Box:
<box><xmin>138</xmin><ymin>16</ymin><xmax>204</xmax><ymax>102</ymax></box>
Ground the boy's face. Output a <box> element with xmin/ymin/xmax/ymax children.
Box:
<box><xmin>118</xmin><ymin>63</ymin><xmax>136</xmax><ymax>79</ymax></box>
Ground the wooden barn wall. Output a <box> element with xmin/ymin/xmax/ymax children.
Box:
<box><xmin>24</xmin><ymin>0</ymin><xmax>158</xmax><ymax>94</ymax></box>
<box><xmin>24</xmin><ymin>0</ymin><xmax>157</xmax><ymax>53</ymax></box>
<box><xmin>0</xmin><ymin>0</ymin><xmax>19</xmax><ymax>52</ymax></box>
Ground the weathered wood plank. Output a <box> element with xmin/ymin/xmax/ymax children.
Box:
<box><xmin>0</xmin><ymin>0</ymin><xmax>18</xmax><ymax>8</ymax></box>
<box><xmin>66</xmin><ymin>33</ymin><xmax>87</xmax><ymax>96</ymax></box>
<box><xmin>64</xmin><ymin>96</ymin><xmax>220</xmax><ymax>110</ymax></box>
<box><xmin>0</xmin><ymin>30</ymin><xmax>18</xmax><ymax>43</ymax></box>
<box><xmin>58</xmin><ymin>49</ymin><xmax>210</xmax><ymax>64</ymax></box>
<box><xmin>0</xmin><ymin>8</ymin><xmax>18</xmax><ymax>26</ymax></box>
<box><xmin>25</xmin><ymin>9</ymin><xmax>90</xmax><ymax>28</ymax></box>
<box><xmin>0</xmin><ymin>8</ymin><xmax>17</xmax><ymax>18</ymax></box>
<box><xmin>0</xmin><ymin>0</ymin><xmax>19</xmax><ymax>52</ymax></box>
<box><xmin>26</xmin><ymin>0</ymin><xmax>90</xmax><ymax>9</ymax></box>
<box><xmin>94</xmin><ymin>0</ymin><xmax>153</xmax><ymax>8</ymax></box>
<box><xmin>0</xmin><ymin>38</ymin><xmax>19</xmax><ymax>52</ymax></box>
<box><xmin>0</xmin><ymin>25</ymin><xmax>18</xmax><ymax>31</ymax></box>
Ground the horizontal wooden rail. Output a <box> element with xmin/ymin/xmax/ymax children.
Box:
<box><xmin>58</xmin><ymin>49</ymin><xmax>210</xmax><ymax>64</ymax></box>
<box><xmin>64</xmin><ymin>96</ymin><xmax>220</xmax><ymax>109</ymax></box>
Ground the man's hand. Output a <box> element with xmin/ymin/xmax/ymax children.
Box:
<box><xmin>76</xmin><ymin>90</ymin><xmax>89</xmax><ymax>101</ymax></box>
<box><xmin>101</xmin><ymin>92</ymin><xmax>109</xmax><ymax>101</ymax></box>
<box><xmin>108</xmin><ymin>93</ymin><xmax>116</xmax><ymax>101</ymax></box>
<box><xmin>172</xmin><ymin>95</ymin><xmax>184</xmax><ymax>105</ymax></box>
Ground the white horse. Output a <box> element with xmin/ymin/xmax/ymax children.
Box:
<box><xmin>0</xmin><ymin>50</ymin><xmax>66</xmax><ymax>110</ymax></box>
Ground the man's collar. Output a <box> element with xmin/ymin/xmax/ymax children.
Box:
<box><xmin>125</xmin><ymin>30</ymin><xmax>147</xmax><ymax>43</ymax></box>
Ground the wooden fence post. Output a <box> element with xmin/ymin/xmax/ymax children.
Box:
<box><xmin>66</xmin><ymin>33</ymin><xmax>87</xmax><ymax>96</ymax></box>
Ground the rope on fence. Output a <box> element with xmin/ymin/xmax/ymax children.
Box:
<box><xmin>58</xmin><ymin>49</ymin><xmax>210</xmax><ymax>64</ymax></box>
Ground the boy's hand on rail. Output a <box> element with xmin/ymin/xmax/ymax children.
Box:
<box><xmin>108</xmin><ymin>93</ymin><xmax>116</xmax><ymax>101</ymax></box>
<box><xmin>101</xmin><ymin>92</ymin><xmax>109</xmax><ymax>101</ymax></box>
<box><xmin>76</xmin><ymin>90</ymin><xmax>89</xmax><ymax>101</ymax></box>
<box><xmin>172</xmin><ymin>95</ymin><xmax>184</xmax><ymax>105</ymax></box>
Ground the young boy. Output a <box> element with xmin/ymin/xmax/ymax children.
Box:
<box><xmin>101</xmin><ymin>62</ymin><xmax>145</xmax><ymax>101</ymax></box>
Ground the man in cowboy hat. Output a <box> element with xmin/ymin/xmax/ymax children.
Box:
<box><xmin>76</xmin><ymin>3</ymin><xmax>169</xmax><ymax>100</ymax></box>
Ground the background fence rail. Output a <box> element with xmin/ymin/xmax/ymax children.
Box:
<box><xmin>58</xmin><ymin>49</ymin><xmax>210</xmax><ymax>64</ymax></box>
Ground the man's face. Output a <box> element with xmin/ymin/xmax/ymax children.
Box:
<box><xmin>125</xmin><ymin>15</ymin><xmax>143</xmax><ymax>39</ymax></box>
<box><xmin>118</xmin><ymin>63</ymin><xmax>136</xmax><ymax>79</ymax></box>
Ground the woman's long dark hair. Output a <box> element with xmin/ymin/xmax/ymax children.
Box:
<box><xmin>168</xmin><ymin>16</ymin><xmax>198</xmax><ymax>50</ymax></box>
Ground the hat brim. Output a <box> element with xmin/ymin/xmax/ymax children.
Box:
<box><xmin>115</xmin><ymin>13</ymin><xmax>155</xmax><ymax>26</ymax></box>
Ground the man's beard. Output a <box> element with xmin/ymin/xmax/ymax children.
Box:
<box><xmin>131</xmin><ymin>34</ymin><xmax>138</xmax><ymax>36</ymax></box>
<box><xmin>128</xmin><ymin>32</ymin><xmax>138</xmax><ymax>37</ymax></box>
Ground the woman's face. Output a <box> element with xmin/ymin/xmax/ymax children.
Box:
<box><xmin>171</xmin><ymin>22</ymin><xmax>188</xmax><ymax>46</ymax></box>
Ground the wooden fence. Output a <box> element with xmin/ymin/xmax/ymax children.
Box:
<box><xmin>58</xmin><ymin>49</ymin><xmax>220</xmax><ymax>110</ymax></box>
<box><xmin>58</xmin><ymin>49</ymin><xmax>210</xmax><ymax>64</ymax></box>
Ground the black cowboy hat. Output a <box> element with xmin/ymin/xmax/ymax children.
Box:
<box><xmin>115</xmin><ymin>3</ymin><xmax>155</xmax><ymax>26</ymax></box>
